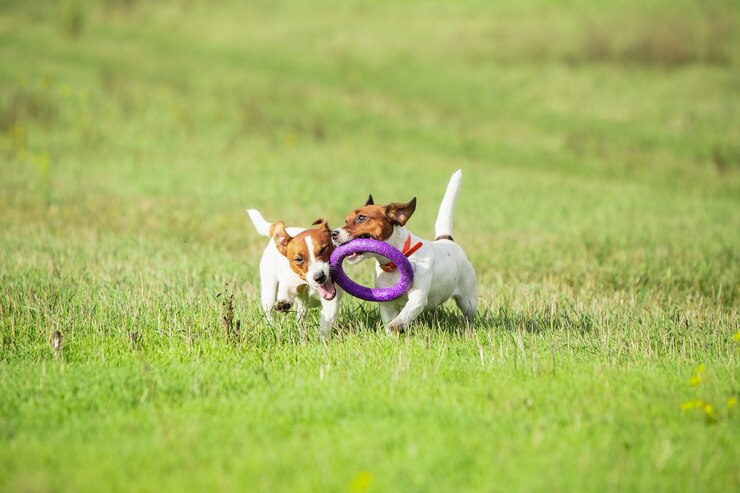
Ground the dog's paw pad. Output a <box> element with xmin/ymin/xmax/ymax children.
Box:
<box><xmin>274</xmin><ymin>300</ymin><xmax>292</xmax><ymax>312</ymax></box>
<box><xmin>388</xmin><ymin>322</ymin><xmax>406</xmax><ymax>334</ymax></box>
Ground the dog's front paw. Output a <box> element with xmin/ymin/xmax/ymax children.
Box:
<box><xmin>387</xmin><ymin>321</ymin><xmax>406</xmax><ymax>335</ymax></box>
<box><xmin>273</xmin><ymin>300</ymin><xmax>293</xmax><ymax>312</ymax></box>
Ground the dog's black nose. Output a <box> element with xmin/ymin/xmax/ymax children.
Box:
<box><xmin>314</xmin><ymin>272</ymin><xmax>327</xmax><ymax>284</ymax></box>
<box><xmin>331</xmin><ymin>229</ymin><xmax>340</xmax><ymax>239</ymax></box>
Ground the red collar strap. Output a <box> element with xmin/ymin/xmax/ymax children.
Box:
<box><xmin>380</xmin><ymin>235</ymin><xmax>423</xmax><ymax>272</ymax></box>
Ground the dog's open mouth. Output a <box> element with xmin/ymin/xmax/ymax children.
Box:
<box><xmin>316</xmin><ymin>278</ymin><xmax>336</xmax><ymax>301</ymax></box>
<box><xmin>347</xmin><ymin>234</ymin><xmax>373</xmax><ymax>261</ymax></box>
<box><xmin>347</xmin><ymin>251</ymin><xmax>369</xmax><ymax>264</ymax></box>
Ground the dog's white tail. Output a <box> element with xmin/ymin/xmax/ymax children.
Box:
<box><xmin>434</xmin><ymin>169</ymin><xmax>463</xmax><ymax>241</ymax></box>
<box><xmin>246</xmin><ymin>209</ymin><xmax>273</xmax><ymax>237</ymax></box>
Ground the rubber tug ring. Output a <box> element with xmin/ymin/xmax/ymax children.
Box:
<box><xmin>330</xmin><ymin>238</ymin><xmax>414</xmax><ymax>302</ymax></box>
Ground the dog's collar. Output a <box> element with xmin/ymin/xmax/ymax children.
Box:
<box><xmin>380</xmin><ymin>235</ymin><xmax>422</xmax><ymax>273</ymax></box>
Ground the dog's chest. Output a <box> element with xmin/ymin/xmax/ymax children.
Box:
<box><xmin>295</xmin><ymin>284</ymin><xmax>322</xmax><ymax>308</ymax></box>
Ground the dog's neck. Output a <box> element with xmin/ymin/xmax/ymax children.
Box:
<box><xmin>366</xmin><ymin>226</ymin><xmax>423</xmax><ymax>266</ymax></box>
<box><xmin>363</xmin><ymin>226</ymin><xmax>410</xmax><ymax>265</ymax></box>
<box><xmin>385</xmin><ymin>225</ymin><xmax>410</xmax><ymax>251</ymax></box>
<box><xmin>365</xmin><ymin>226</ymin><xmax>409</xmax><ymax>266</ymax></box>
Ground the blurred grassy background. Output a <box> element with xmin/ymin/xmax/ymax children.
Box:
<box><xmin>1</xmin><ymin>0</ymin><xmax>739</xmax><ymax>492</ymax></box>
<box><xmin>2</xmin><ymin>0</ymin><xmax>738</xmax><ymax>310</ymax></box>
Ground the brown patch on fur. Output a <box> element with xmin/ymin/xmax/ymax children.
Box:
<box><xmin>271</xmin><ymin>221</ymin><xmax>290</xmax><ymax>255</ymax></box>
<box><xmin>341</xmin><ymin>197</ymin><xmax>416</xmax><ymax>241</ymax></box>
<box><xmin>272</xmin><ymin>220</ymin><xmax>334</xmax><ymax>279</ymax></box>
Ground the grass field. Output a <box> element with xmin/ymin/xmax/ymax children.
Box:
<box><xmin>1</xmin><ymin>0</ymin><xmax>739</xmax><ymax>491</ymax></box>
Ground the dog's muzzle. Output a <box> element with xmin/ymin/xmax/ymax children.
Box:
<box><xmin>331</xmin><ymin>228</ymin><xmax>352</xmax><ymax>246</ymax></box>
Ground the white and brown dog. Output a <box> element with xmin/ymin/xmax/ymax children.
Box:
<box><xmin>331</xmin><ymin>170</ymin><xmax>477</xmax><ymax>334</ymax></box>
<box><xmin>247</xmin><ymin>210</ymin><xmax>341</xmax><ymax>338</ymax></box>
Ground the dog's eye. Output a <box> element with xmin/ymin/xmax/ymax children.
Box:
<box><xmin>293</xmin><ymin>256</ymin><xmax>304</xmax><ymax>264</ymax></box>
<box><xmin>356</xmin><ymin>215</ymin><xmax>367</xmax><ymax>223</ymax></box>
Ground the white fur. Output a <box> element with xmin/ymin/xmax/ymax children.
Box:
<box><xmin>247</xmin><ymin>209</ymin><xmax>272</xmax><ymax>236</ymax></box>
<box><xmin>333</xmin><ymin>170</ymin><xmax>477</xmax><ymax>334</ymax></box>
<box><xmin>434</xmin><ymin>169</ymin><xmax>462</xmax><ymax>239</ymax></box>
<box><xmin>304</xmin><ymin>236</ymin><xmax>332</xmax><ymax>288</ymax></box>
<box><xmin>246</xmin><ymin>209</ymin><xmax>341</xmax><ymax>339</ymax></box>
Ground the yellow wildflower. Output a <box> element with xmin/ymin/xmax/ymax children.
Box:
<box><xmin>733</xmin><ymin>332</ymin><xmax>740</xmax><ymax>342</ymax></box>
<box><xmin>688</xmin><ymin>375</ymin><xmax>702</xmax><ymax>386</ymax></box>
<box><xmin>350</xmin><ymin>471</ymin><xmax>374</xmax><ymax>493</ymax></box>
<box><xmin>695</xmin><ymin>364</ymin><xmax>706</xmax><ymax>374</ymax></box>
<box><xmin>680</xmin><ymin>400</ymin><xmax>703</xmax><ymax>410</ymax></box>
<box><xmin>728</xmin><ymin>397</ymin><xmax>737</xmax><ymax>409</ymax></box>
<box><xmin>703</xmin><ymin>403</ymin><xmax>717</xmax><ymax>422</ymax></box>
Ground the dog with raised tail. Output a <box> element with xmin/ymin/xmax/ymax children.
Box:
<box><xmin>331</xmin><ymin>170</ymin><xmax>477</xmax><ymax>334</ymax></box>
<box><xmin>247</xmin><ymin>209</ymin><xmax>342</xmax><ymax>338</ymax></box>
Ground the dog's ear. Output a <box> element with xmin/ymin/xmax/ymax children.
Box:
<box><xmin>365</xmin><ymin>194</ymin><xmax>374</xmax><ymax>206</ymax></box>
<box><xmin>385</xmin><ymin>197</ymin><xmax>416</xmax><ymax>226</ymax></box>
<box><xmin>311</xmin><ymin>218</ymin><xmax>331</xmax><ymax>231</ymax></box>
<box><xmin>270</xmin><ymin>221</ymin><xmax>292</xmax><ymax>256</ymax></box>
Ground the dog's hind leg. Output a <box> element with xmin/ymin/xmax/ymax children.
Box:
<box><xmin>454</xmin><ymin>293</ymin><xmax>477</xmax><ymax>323</ymax></box>
<box><xmin>454</xmin><ymin>264</ymin><xmax>478</xmax><ymax>323</ymax></box>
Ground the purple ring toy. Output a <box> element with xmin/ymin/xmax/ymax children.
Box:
<box><xmin>330</xmin><ymin>238</ymin><xmax>414</xmax><ymax>302</ymax></box>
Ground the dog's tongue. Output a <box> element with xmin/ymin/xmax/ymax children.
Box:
<box><xmin>317</xmin><ymin>278</ymin><xmax>336</xmax><ymax>300</ymax></box>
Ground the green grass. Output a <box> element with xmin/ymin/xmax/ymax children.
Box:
<box><xmin>1</xmin><ymin>0</ymin><xmax>739</xmax><ymax>491</ymax></box>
